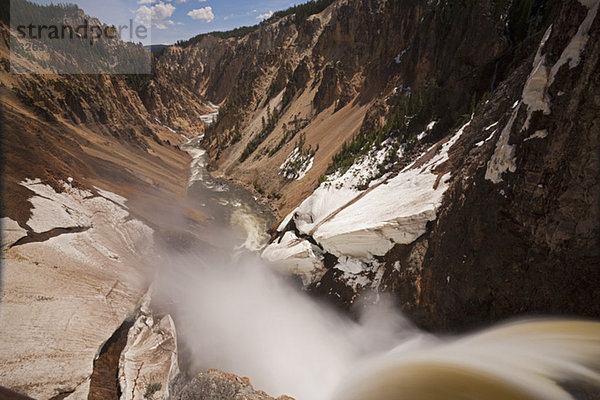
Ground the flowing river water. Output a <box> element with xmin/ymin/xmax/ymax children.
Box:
<box><xmin>180</xmin><ymin>135</ymin><xmax>274</xmax><ymax>251</ymax></box>
<box><xmin>167</xmin><ymin>135</ymin><xmax>600</xmax><ymax>400</ymax></box>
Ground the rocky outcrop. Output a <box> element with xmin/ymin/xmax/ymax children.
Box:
<box><xmin>0</xmin><ymin>180</ymin><xmax>152</xmax><ymax>399</ymax></box>
<box><xmin>408</xmin><ymin>0</ymin><xmax>600</xmax><ymax>331</ymax></box>
<box><xmin>171</xmin><ymin>370</ymin><xmax>294</xmax><ymax>400</ymax></box>
<box><xmin>118</xmin><ymin>294</ymin><xmax>179</xmax><ymax>400</ymax></box>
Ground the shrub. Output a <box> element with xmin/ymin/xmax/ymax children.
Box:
<box><xmin>144</xmin><ymin>382</ymin><xmax>161</xmax><ymax>399</ymax></box>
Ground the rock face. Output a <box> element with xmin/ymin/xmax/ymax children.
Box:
<box><xmin>1</xmin><ymin>217</ymin><xmax>27</xmax><ymax>249</ymax></box>
<box><xmin>256</xmin><ymin>0</ymin><xmax>600</xmax><ymax>331</ymax></box>
<box><xmin>410</xmin><ymin>0</ymin><xmax>600</xmax><ymax>331</ymax></box>
<box><xmin>0</xmin><ymin>181</ymin><xmax>152</xmax><ymax>399</ymax></box>
<box><xmin>171</xmin><ymin>370</ymin><xmax>294</xmax><ymax>400</ymax></box>
<box><xmin>118</xmin><ymin>295</ymin><xmax>179</xmax><ymax>400</ymax></box>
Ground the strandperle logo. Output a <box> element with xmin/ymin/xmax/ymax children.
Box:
<box><xmin>14</xmin><ymin>19</ymin><xmax>149</xmax><ymax>45</ymax></box>
<box><xmin>10</xmin><ymin>0</ymin><xmax>152</xmax><ymax>75</ymax></box>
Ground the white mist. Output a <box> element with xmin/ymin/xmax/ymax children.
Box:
<box><xmin>155</xmin><ymin>251</ymin><xmax>423</xmax><ymax>400</ymax></box>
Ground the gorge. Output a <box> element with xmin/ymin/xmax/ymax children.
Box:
<box><xmin>1</xmin><ymin>0</ymin><xmax>600</xmax><ymax>398</ymax></box>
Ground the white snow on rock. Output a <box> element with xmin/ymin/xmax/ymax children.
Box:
<box><xmin>280</xmin><ymin>147</ymin><xmax>315</xmax><ymax>180</ymax></box>
<box><xmin>484</xmin><ymin>121</ymin><xmax>499</xmax><ymax>131</ymax></box>
<box><xmin>1</xmin><ymin>217</ymin><xmax>27</xmax><ymax>249</ymax></box>
<box><xmin>394</xmin><ymin>48</ymin><xmax>407</xmax><ymax>64</ymax></box>
<box><xmin>476</xmin><ymin>129</ymin><xmax>497</xmax><ymax>147</ymax></box>
<box><xmin>549</xmin><ymin>0</ymin><xmax>599</xmax><ymax>86</ymax></box>
<box><xmin>522</xmin><ymin>1</ymin><xmax>598</xmax><ymax>130</ymax></box>
<box><xmin>334</xmin><ymin>256</ymin><xmax>366</xmax><ymax>274</ymax></box>
<box><xmin>525</xmin><ymin>129</ymin><xmax>549</xmax><ymax>141</ymax></box>
<box><xmin>418</xmin><ymin>121</ymin><xmax>438</xmax><ymax>141</ymax></box>
<box><xmin>262</xmin><ymin>231</ymin><xmax>326</xmax><ymax>285</ymax></box>
<box><xmin>270</xmin><ymin>119</ymin><xmax>471</xmax><ymax>264</ymax></box>
<box><xmin>336</xmin><ymin>259</ymin><xmax>385</xmax><ymax>293</ymax></box>
<box><xmin>487</xmin><ymin>4</ymin><xmax>597</xmax><ymax>184</ymax></box>
<box><xmin>485</xmin><ymin>103</ymin><xmax>521</xmax><ymax>183</ymax></box>
<box><xmin>486</xmin><ymin>25</ymin><xmax>552</xmax><ymax>183</ymax></box>
<box><xmin>0</xmin><ymin>180</ymin><xmax>153</xmax><ymax>400</ymax></box>
<box><xmin>522</xmin><ymin>25</ymin><xmax>553</xmax><ymax>130</ymax></box>
<box><xmin>119</xmin><ymin>294</ymin><xmax>179</xmax><ymax>400</ymax></box>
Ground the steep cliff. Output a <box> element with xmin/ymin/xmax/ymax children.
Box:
<box><xmin>256</xmin><ymin>0</ymin><xmax>600</xmax><ymax>332</ymax></box>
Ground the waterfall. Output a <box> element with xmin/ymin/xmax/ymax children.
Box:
<box><xmin>333</xmin><ymin>319</ymin><xmax>600</xmax><ymax>400</ymax></box>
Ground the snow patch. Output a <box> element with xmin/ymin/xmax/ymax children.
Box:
<box><xmin>548</xmin><ymin>0</ymin><xmax>599</xmax><ymax>86</ymax></box>
<box><xmin>524</xmin><ymin>129</ymin><xmax>548</xmax><ymax>141</ymax></box>
<box><xmin>485</xmin><ymin>104</ymin><xmax>520</xmax><ymax>183</ymax></box>
<box><xmin>261</xmin><ymin>231</ymin><xmax>325</xmax><ymax>285</ymax></box>
<box><xmin>334</xmin><ymin>256</ymin><xmax>366</xmax><ymax>274</ymax></box>
<box><xmin>418</xmin><ymin>121</ymin><xmax>437</xmax><ymax>141</ymax></box>
<box><xmin>484</xmin><ymin>121</ymin><xmax>499</xmax><ymax>131</ymax></box>
<box><xmin>522</xmin><ymin>26</ymin><xmax>553</xmax><ymax>130</ymax></box>
<box><xmin>280</xmin><ymin>147</ymin><xmax>315</xmax><ymax>180</ymax></box>
<box><xmin>475</xmin><ymin>129</ymin><xmax>497</xmax><ymax>147</ymax></box>
<box><xmin>394</xmin><ymin>48</ymin><xmax>407</xmax><ymax>64</ymax></box>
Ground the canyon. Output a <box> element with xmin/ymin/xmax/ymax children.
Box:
<box><xmin>1</xmin><ymin>0</ymin><xmax>599</xmax><ymax>398</ymax></box>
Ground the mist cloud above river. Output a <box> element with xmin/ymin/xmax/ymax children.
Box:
<box><xmin>155</xmin><ymin>250</ymin><xmax>421</xmax><ymax>400</ymax></box>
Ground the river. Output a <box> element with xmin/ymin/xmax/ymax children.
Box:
<box><xmin>180</xmin><ymin>135</ymin><xmax>274</xmax><ymax>252</ymax></box>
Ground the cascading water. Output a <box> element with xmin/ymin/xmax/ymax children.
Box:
<box><xmin>168</xmin><ymin>134</ymin><xmax>600</xmax><ymax>400</ymax></box>
<box><xmin>333</xmin><ymin>319</ymin><xmax>600</xmax><ymax>400</ymax></box>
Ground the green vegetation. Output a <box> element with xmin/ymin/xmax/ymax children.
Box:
<box><xmin>253</xmin><ymin>179</ymin><xmax>265</xmax><ymax>195</ymax></box>
<box><xmin>268</xmin><ymin>115</ymin><xmax>309</xmax><ymax>157</ymax></box>
<box><xmin>323</xmin><ymin>89</ymin><xmax>435</xmax><ymax>178</ymax></box>
<box><xmin>272</xmin><ymin>0</ymin><xmax>336</xmax><ymax>25</ymax></box>
<box><xmin>280</xmin><ymin>134</ymin><xmax>318</xmax><ymax>180</ymax></box>
<box><xmin>239</xmin><ymin>103</ymin><xmax>281</xmax><ymax>162</ymax></box>
<box><xmin>508</xmin><ymin>0</ymin><xmax>547</xmax><ymax>44</ymax></box>
<box><xmin>8</xmin><ymin>0</ymin><xmax>150</xmax><ymax>74</ymax></box>
<box><xmin>175</xmin><ymin>25</ymin><xmax>259</xmax><ymax>47</ymax></box>
<box><xmin>175</xmin><ymin>0</ymin><xmax>335</xmax><ymax>48</ymax></box>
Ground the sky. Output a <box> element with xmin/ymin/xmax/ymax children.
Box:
<box><xmin>30</xmin><ymin>0</ymin><xmax>298</xmax><ymax>45</ymax></box>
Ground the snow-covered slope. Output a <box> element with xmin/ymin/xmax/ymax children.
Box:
<box><xmin>263</xmin><ymin>120</ymin><xmax>470</xmax><ymax>284</ymax></box>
